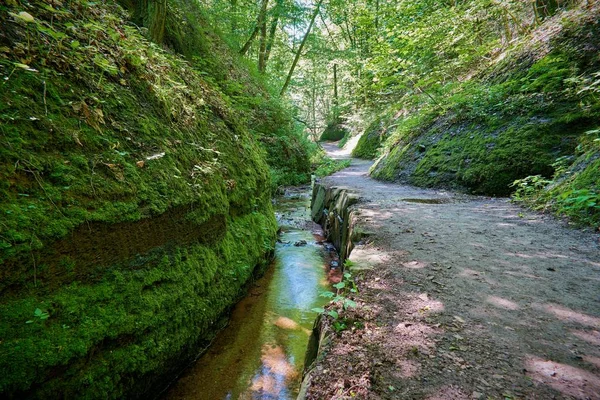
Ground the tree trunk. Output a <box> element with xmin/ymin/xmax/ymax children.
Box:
<box><xmin>240</xmin><ymin>0</ymin><xmax>269</xmax><ymax>56</ymax></box>
<box><xmin>231</xmin><ymin>0</ymin><xmax>238</xmax><ymax>34</ymax></box>
<box><xmin>280</xmin><ymin>0</ymin><xmax>324</xmax><ymax>96</ymax></box>
<box><xmin>133</xmin><ymin>0</ymin><xmax>168</xmax><ymax>44</ymax></box>
<box><xmin>258</xmin><ymin>17</ymin><xmax>268</xmax><ymax>72</ymax></box>
<box><xmin>333</xmin><ymin>63</ymin><xmax>338</xmax><ymax>109</ymax></box>
<box><xmin>262</xmin><ymin>3</ymin><xmax>280</xmax><ymax>70</ymax></box>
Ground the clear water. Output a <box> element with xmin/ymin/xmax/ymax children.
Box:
<box><xmin>163</xmin><ymin>190</ymin><xmax>329</xmax><ymax>400</ymax></box>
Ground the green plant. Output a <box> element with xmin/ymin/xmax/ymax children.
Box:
<box><xmin>314</xmin><ymin>158</ymin><xmax>351</xmax><ymax>178</ymax></box>
<box><xmin>312</xmin><ymin>271</ymin><xmax>359</xmax><ymax>332</ymax></box>
<box><xmin>510</xmin><ymin>175</ymin><xmax>552</xmax><ymax>202</ymax></box>
<box><xmin>25</xmin><ymin>308</ymin><xmax>49</xmax><ymax>324</ymax></box>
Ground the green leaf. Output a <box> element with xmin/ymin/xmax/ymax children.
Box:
<box><xmin>311</xmin><ymin>307</ymin><xmax>325</xmax><ymax>313</ymax></box>
<box><xmin>34</xmin><ymin>308</ymin><xmax>43</xmax><ymax>316</ymax></box>
<box><xmin>333</xmin><ymin>282</ymin><xmax>345</xmax><ymax>289</ymax></box>
<box><xmin>327</xmin><ymin>310</ymin><xmax>339</xmax><ymax>319</ymax></box>
<box><xmin>344</xmin><ymin>299</ymin><xmax>357</xmax><ymax>309</ymax></box>
<box><xmin>319</xmin><ymin>291</ymin><xmax>335</xmax><ymax>298</ymax></box>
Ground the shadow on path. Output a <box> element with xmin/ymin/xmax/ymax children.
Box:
<box><xmin>306</xmin><ymin>145</ymin><xmax>600</xmax><ymax>400</ymax></box>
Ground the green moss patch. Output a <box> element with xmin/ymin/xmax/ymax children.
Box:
<box><xmin>0</xmin><ymin>0</ymin><xmax>287</xmax><ymax>397</ymax></box>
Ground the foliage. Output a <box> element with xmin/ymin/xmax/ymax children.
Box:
<box><xmin>352</xmin><ymin>110</ymin><xmax>397</xmax><ymax>159</ymax></box>
<box><xmin>511</xmin><ymin>129</ymin><xmax>600</xmax><ymax>227</ymax></box>
<box><xmin>312</xmin><ymin>271</ymin><xmax>358</xmax><ymax>333</ymax></box>
<box><xmin>367</xmin><ymin>4</ymin><xmax>600</xmax><ymax>200</ymax></box>
<box><xmin>309</xmin><ymin>145</ymin><xmax>351</xmax><ymax>179</ymax></box>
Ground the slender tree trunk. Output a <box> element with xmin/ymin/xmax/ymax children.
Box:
<box><xmin>342</xmin><ymin>10</ymin><xmax>356</xmax><ymax>48</ymax></box>
<box><xmin>502</xmin><ymin>10</ymin><xmax>511</xmax><ymax>45</ymax></box>
<box><xmin>240</xmin><ymin>0</ymin><xmax>269</xmax><ymax>56</ymax></box>
<box><xmin>263</xmin><ymin>4</ymin><xmax>280</xmax><ymax>69</ymax></box>
<box><xmin>333</xmin><ymin>63</ymin><xmax>338</xmax><ymax>110</ymax></box>
<box><xmin>280</xmin><ymin>0</ymin><xmax>324</xmax><ymax>95</ymax></box>
<box><xmin>258</xmin><ymin>15</ymin><xmax>268</xmax><ymax>72</ymax></box>
<box><xmin>231</xmin><ymin>0</ymin><xmax>238</xmax><ymax>34</ymax></box>
<box><xmin>311</xmin><ymin>66</ymin><xmax>317</xmax><ymax>139</ymax></box>
<box><xmin>374</xmin><ymin>0</ymin><xmax>379</xmax><ymax>32</ymax></box>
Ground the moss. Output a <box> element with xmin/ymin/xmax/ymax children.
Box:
<box><xmin>0</xmin><ymin>0</ymin><xmax>282</xmax><ymax>397</ymax></box>
<box><xmin>157</xmin><ymin>0</ymin><xmax>313</xmax><ymax>187</ymax></box>
<box><xmin>352</xmin><ymin>114</ymin><xmax>392</xmax><ymax>159</ymax></box>
<box><xmin>0</xmin><ymin>212</ymin><xmax>277</xmax><ymax>398</ymax></box>
<box><xmin>517</xmin><ymin>135</ymin><xmax>600</xmax><ymax>227</ymax></box>
<box><xmin>320</xmin><ymin>122</ymin><xmax>347</xmax><ymax>142</ymax></box>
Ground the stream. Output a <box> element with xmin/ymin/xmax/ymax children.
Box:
<box><xmin>163</xmin><ymin>187</ymin><xmax>332</xmax><ymax>400</ymax></box>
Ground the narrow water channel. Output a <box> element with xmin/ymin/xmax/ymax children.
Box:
<box><xmin>163</xmin><ymin>187</ymin><xmax>331</xmax><ymax>400</ymax></box>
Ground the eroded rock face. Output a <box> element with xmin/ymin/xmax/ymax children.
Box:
<box><xmin>0</xmin><ymin>0</ymin><xmax>279</xmax><ymax>398</ymax></box>
<box><xmin>311</xmin><ymin>183</ymin><xmax>360</xmax><ymax>264</ymax></box>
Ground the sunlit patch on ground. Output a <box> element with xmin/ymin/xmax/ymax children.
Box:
<box><xmin>403</xmin><ymin>260</ymin><xmax>428</xmax><ymax>269</ymax></box>
<box><xmin>570</xmin><ymin>329</ymin><xmax>600</xmax><ymax>346</ymax></box>
<box><xmin>424</xmin><ymin>385</ymin><xmax>470</xmax><ymax>400</ymax></box>
<box><xmin>534</xmin><ymin>303</ymin><xmax>600</xmax><ymax>328</ymax></box>
<box><xmin>486</xmin><ymin>295</ymin><xmax>520</xmax><ymax>311</ymax></box>
<box><xmin>525</xmin><ymin>355</ymin><xmax>600</xmax><ymax>399</ymax></box>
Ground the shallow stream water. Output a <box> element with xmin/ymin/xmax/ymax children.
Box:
<box><xmin>163</xmin><ymin>188</ymin><xmax>330</xmax><ymax>400</ymax></box>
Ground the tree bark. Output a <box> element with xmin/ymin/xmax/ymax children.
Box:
<box><xmin>132</xmin><ymin>0</ymin><xmax>168</xmax><ymax>44</ymax></box>
<box><xmin>280</xmin><ymin>0</ymin><xmax>324</xmax><ymax>95</ymax></box>
<box><xmin>240</xmin><ymin>0</ymin><xmax>269</xmax><ymax>56</ymax></box>
<box><xmin>333</xmin><ymin>63</ymin><xmax>338</xmax><ymax>108</ymax></box>
<box><xmin>262</xmin><ymin>3</ymin><xmax>281</xmax><ymax>70</ymax></box>
<box><xmin>231</xmin><ymin>0</ymin><xmax>238</xmax><ymax>34</ymax></box>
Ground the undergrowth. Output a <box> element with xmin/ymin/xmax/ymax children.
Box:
<box><xmin>368</xmin><ymin>5</ymin><xmax>600</xmax><ymax>207</ymax></box>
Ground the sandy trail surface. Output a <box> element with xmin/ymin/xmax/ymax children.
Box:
<box><xmin>305</xmin><ymin>142</ymin><xmax>600</xmax><ymax>400</ymax></box>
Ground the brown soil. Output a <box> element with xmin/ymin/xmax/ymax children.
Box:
<box><xmin>305</xmin><ymin>142</ymin><xmax>600</xmax><ymax>400</ymax></box>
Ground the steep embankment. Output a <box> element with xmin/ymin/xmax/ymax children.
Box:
<box><xmin>0</xmin><ymin>0</ymin><xmax>298</xmax><ymax>398</ymax></box>
<box><xmin>357</xmin><ymin>4</ymin><xmax>599</xmax><ymax>226</ymax></box>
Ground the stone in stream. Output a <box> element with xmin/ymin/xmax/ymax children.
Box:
<box><xmin>294</xmin><ymin>240</ymin><xmax>308</xmax><ymax>247</ymax></box>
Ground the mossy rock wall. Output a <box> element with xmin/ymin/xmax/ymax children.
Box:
<box><xmin>320</xmin><ymin>122</ymin><xmax>348</xmax><ymax>142</ymax></box>
<box><xmin>351</xmin><ymin>111</ymin><xmax>395</xmax><ymax>160</ymax></box>
<box><xmin>370</xmin><ymin>6</ymin><xmax>600</xmax><ymax>197</ymax></box>
<box><xmin>0</xmin><ymin>0</ymin><xmax>279</xmax><ymax>398</ymax></box>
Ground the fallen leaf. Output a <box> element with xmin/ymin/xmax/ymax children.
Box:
<box><xmin>10</xmin><ymin>11</ymin><xmax>35</xmax><ymax>23</ymax></box>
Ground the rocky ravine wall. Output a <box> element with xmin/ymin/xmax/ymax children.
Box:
<box><xmin>310</xmin><ymin>183</ymin><xmax>361</xmax><ymax>265</ymax></box>
<box><xmin>0</xmin><ymin>1</ymin><xmax>278</xmax><ymax>398</ymax></box>
<box><xmin>299</xmin><ymin>182</ymin><xmax>363</xmax><ymax>397</ymax></box>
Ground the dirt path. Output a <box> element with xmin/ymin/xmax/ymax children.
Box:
<box><xmin>306</xmin><ymin>142</ymin><xmax>600</xmax><ymax>400</ymax></box>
